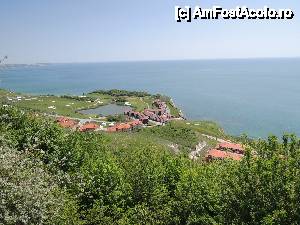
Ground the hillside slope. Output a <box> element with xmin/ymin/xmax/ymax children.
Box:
<box><xmin>1</xmin><ymin>106</ymin><xmax>300</xmax><ymax>224</ymax></box>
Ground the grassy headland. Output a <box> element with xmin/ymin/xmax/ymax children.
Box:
<box><xmin>0</xmin><ymin>89</ymin><xmax>181</xmax><ymax>119</ymax></box>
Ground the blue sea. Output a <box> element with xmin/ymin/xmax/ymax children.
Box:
<box><xmin>0</xmin><ymin>58</ymin><xmax>300</xmax><ymax>138</ymax></box>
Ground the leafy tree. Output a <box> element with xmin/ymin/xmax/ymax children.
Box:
<box><xmin>0</xmin><ymin>145</ymin><xmax>79</xmax><ymax>225</ymax></box>
<box><xmin>222</xmin><ymin>135</ymin><xmax>300</xmax><ymax>225</ymax></box>
<box><xmin>90</xmin><ymin>89</ymin><xmax>151</xmax><ymax>97</ymax></box>
<box><xmin>107</xmin><ymin>114</ymin><xmax>126</xmax><ymax>122</ymax></box>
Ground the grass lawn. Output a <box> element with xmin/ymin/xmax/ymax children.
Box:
<box><xmin>87</xmin><ymin>93</ymin><xmax>153</xmax><ymax>112</ymax></box>
<box><xmin>16</xmin><ymin>96</ymin><xmax>96</xmax><ymax>118</ymax></box>
<box><xmin>172</xmin><ymin>120</ymin><xmax>226</xmax><ymax>138</ymax></box>
<box><xmin>127</xmin><ymin>96</ymin><xmax>152</xmax><ymax>111</ymax></box>
<box><xmin>0</xmin><ymin>90</ymin><xmax>102</xmax><ymax>118</ymax></box>
<box><xmin>86</xmin><ymin>93</ymin><xmax>113</xmax><ymax>102</ymax></box>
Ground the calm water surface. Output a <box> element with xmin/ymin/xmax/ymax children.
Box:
<box><xmin>0</xmin><ymin>58</ymin><xmax>300</xmax><ymax>138</ymax></box>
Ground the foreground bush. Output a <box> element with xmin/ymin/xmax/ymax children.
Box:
<box><xmin>0</xmin><ymin>145</ymin><xmax>77</xmax><ymax>225</ymax></box>
<box><xmin>1</xmin><ymin>107</ymin><xmax>300</xmax><ymax>224</ymax></box>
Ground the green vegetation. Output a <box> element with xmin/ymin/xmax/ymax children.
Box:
<box><xmin>107</xmin><ymin>114</ymin><xmax>127</xmax><ymax>122</ymax></box>
<box><xmin>0</xmin><ymin>89</ymin><xmax>104</xmax><ymax>118</ymax></box>
<box><xmin>139</xmin><ymin>121</ymin><xmax>219</xmax><ymax>152</ymax></box>
<box><xmin>0</xmin><ymin>145</ymin><xmax>77</xmax><ymax>225</ymax></box>
<box><xmin>166</xmin><ymin>101</ymin><xmax>181</xmax><ymax>117</ymax></box>
<box><xmin>172</xmin><ymin>120</ymin><xmax>226</xmax><ymax>138</ymax></box>
<box><xmin>115</xmin><ymin>96</ymin><xmax>127</xmax><ymax>104</ymax></box>
<box><xmin>1</xmin><ymin>106</ymin><xmax>300</xmax><ymax>224</ymax></box>
<box><xmin>61</xmin><ymin>95</ymin><xmax>95</xmax><ymax>102</ymax></box>
<box><xmin>90</xmin><ymin>89</ymin><xmax>151</xmax><ymax>97</ymax></box>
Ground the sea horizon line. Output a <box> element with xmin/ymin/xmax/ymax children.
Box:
<box><xmin>3</xmin><ymin>56</ymin><xmax>300</xmax><ymax>66</ymax></box>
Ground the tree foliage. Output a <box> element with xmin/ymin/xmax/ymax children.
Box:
<box><xmin>0</xmin><ymin>145</ymin><xmax>78</xmax><ymax>225</ymax></box>
<box><xmin>90</xmin><ymin>89</ymin><xmax>151</xmax><ymax>97</ymax></box>
<box><xmin>1</xmin><ymin>106</ymin><xmax>300</xmax><ymax>224</ymax></box>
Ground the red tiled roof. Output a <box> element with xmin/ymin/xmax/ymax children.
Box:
<box><xmin>59</xmin><ymin>120</ymin><xmax>76</xmax><ymax>128</ymax></box>
<box><xmin>118</xmin><ymin>123</ymin><xmax>130</xmax><ymax>129</ymax></box>
<box><xmin>107</xmin><ymin>127</ymin><xmax>117</xmax><ymax>132</ymax></box>
<box><xmin>218</xmin><ymin>142</ymin><xmax>244</xmax><ymax>151</ymax></box>
<box><xmin>128</xmin><ymin>120</ymin><xmax>141</xmax><ymax>126</ymax></box>
<box><xmin>57</xmin><ymin>117</ymin><xmax>77</xmax><ymax>128</ymax></box>
<box><xmin>206</xmin><ymin>149</ymin><xmax>227</xmax><ymax>158</ymax></box>
<box><xmin>206</xmin><ymin>149</ymin><xmax>243</xmax><ymax>161</ymax></box>
<box><xmin>115</xmin><ymin>124</ymin><xmax>123</xmax><ymax>130</ymax></box>
<box><xmin>79</xmin><ymin>123</ymin><xmax>99</xmax><ymax>131</ymax></box>
<box><xmin>230</xmin><ymin>152</ymin><xmax>243</xmax><ymax>161</ymax></box>
<box><xmin>57</xmin><ymin>117</ymin><xmax>69</xmax><ymax>123</ymax></box>
<box><xmin>108</xmin><ymin>121</ymin><xmax>141</xmax><ymax>132</ymax></box>
<box><xmin>123</xmin><ymin>124</ymin><xmax>131</xmax><ymax>129</ymax></box>
<box><xmin>114</xmin><ymin>123</ymin><xmax>131</xmax><ymax>130</ymax></box>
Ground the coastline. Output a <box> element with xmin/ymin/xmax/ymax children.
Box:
<box><xmin>1</xmin><ymin>59</ymin><xmax>300</xmax><ymax>138</ymax></box>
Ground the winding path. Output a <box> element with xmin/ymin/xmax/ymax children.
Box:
<box><xmin>189</xmin><ymin>141</ymin><xmax>207</xmax><ymax>160</ymax></box>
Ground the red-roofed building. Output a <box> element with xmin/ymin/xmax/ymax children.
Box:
<box><xmin>229</xmin><ymin>152</ymin><xmax>243</xmax><ymax>161</ymax></box>
<box><xmin>139</xmin><ymin>116</ymin><xmax>149</xmax><ymax>124</ymax></box>
<box><xmin>56</xmin><ymin>117</ymin><xmax>78</xmax><ymax>129</ymax></box>
<box><xmin>205</xmin><ymin>149</ymin><xmax>243</xmax><ymax>161</ymax></box>
<box><xmin>153</xmin><ymin>99</ymin><xmax>167</xmax><ymax>112</ymax></box>
<box><xmin>79</xmin><ymin>122</ymin><xmax>99</xmax><ymax>132</ymax></box>
<box><xmin>125</xmin><ymin>110</ymin><xmax>149</xmax><ymax>124</ymax></box>
<box><xmin>117</xmin><ymin>123</ymin><xmax>131</xmax><ymax>131</ymax></box>
<box><xmin>107</xmin><ymin>120</ymin><xmax>142</xmax><ymax>133</ymax></box>
<box><xmin>128</xmin><ymin>120</ymin><xmax>142</xmax><ymax>128</ymax></box>
<box><xmin>218</xmin><ymin>142</ymin><xmax>245</xmax><ymax>154</ymax></box>
<box><xmin>107</xmin><ymin>126</ymin><xmax>117</xmax><ymax>132</ymax></box>
<box><xmin>56</xmin><ymin>117</ymin><xmax>66</xmax><ymax>123</ymax></box>
<box><xmin>144</xmin><ymin>108</ymin><xmax>163</xmax><ymax>116</ymax></box>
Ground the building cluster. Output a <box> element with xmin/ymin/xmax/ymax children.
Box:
<box><xmin>56</xmin><ymin>117</ymin><xmax>78</xmax><ymax>129</ymax></box>
<box><xmin>79</xmin><ymin>122</ymin><xmax>100</xmax><ymax>132</ymax></box>
<box><xmin>107</xmin><ymin>120</ymin><xmax>142</xmax><ymax>132</ymax></box>
<box><xmin>125</xmin><ymin>111</ymin><xmax>149</xmax><ymax>124</ymax></box>
<box><xmin>56</xmin><ymin>99</ymin><xmax>172</xmax><ymax>133</ymax></box>
<box><xmin>56</xmin><ymin>117</ymin><xmax>100</xmax><ymax>132</ymax></box>
<box><xmin>125</xmin><ymin>99</ymin><xmax>172</xmax><ymax>125</ymax></box>
<box><xmin>56</xmin><ymin>116</ymin><xmax>142</xmax><ymax>133</ymax></box>
<box><xmin>205</xmin><ymin>142</ymin><xmax>245</xmax><ymax>161</ymax></box>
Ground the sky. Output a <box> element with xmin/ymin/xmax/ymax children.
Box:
<box><xmin>0</xmin><ymin>0</ymin><xmax>299</xmax><ymax>64</ymax></box>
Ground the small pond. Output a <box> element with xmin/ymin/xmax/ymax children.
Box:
<box><xmin>79</xmin><ymin>104</ymin><xmax>131</xmax><ymax>116</ymax></box>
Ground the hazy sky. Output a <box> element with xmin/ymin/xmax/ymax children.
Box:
<box><xmin>1</xmin><ymin>0</ymin><xmax>299</xmax><ymax>64</ymax></box>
